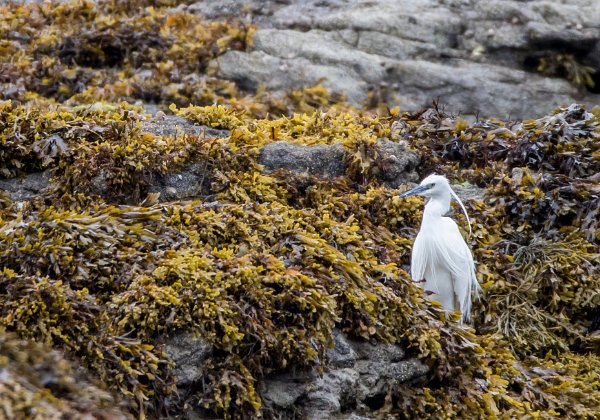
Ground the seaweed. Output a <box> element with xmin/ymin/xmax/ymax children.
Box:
<box><xmin>1</xmin><ymin>0</ymin><xmax>599</xmax><ymax>418</ymax></box>
<box><xmin>0</xmin><ymin>329</ymin><xmax>131</xmax><ymax>419</ymax></box>
<box><xmin>535</xmin><ymin>53</ymin><xmax>596</xmax><ymax>89</ymax></box>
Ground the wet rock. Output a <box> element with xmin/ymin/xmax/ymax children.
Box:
<box><xmin>165</xmin><ymin>331</ymin><xmax>212</xmax><ymax>388</ymax></box>
<box><xmin>258</xmin><ymin>139</ymin><xmax>419</xmax><ymax>184</ymax></box>
<box><xmin>0</xmin><ymin>171</ymin><xmax>51</xmax><ymax>201</ymax></box>
<box><xmin>259</xmin><ymin>142</ymin><xmax>346</xmax><ymax>178</ymax></box>
<box><xmin>140</xmin><ymin>114</ymin><xmax>229</xmax><ymax>139</ymax></box>
<box><xmin>261</xmin><ymin>329</ymin><xmax>429</xmax><ymax>418</ymax></box>
<box><xmin>150</xmin><ymin>162</ymin><xmax>212</xmax><ymax>202</ymax></box>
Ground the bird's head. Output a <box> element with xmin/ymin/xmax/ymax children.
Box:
<box><xmin>400</xmin><ymin>174</ymin><xmax>472</xmax><ymax>236</ymax></box>
<box><xmin>399</xmin><ymin>174</ymin><xmax>449</xmax><ymax>198</ymax></box>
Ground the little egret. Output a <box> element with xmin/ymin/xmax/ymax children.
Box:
<box><xmin>400</xmin><ymin>174</ymin><xmax>481</xmax><ymax>323</ymax></box>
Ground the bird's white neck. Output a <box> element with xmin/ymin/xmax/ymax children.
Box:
<box><xmin>423</xmin><ymin>192</ymin><xmax>452</xmax><ymax>219</ymax></box>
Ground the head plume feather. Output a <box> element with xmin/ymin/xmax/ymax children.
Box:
<box><xmin>449</xmin><ymin>187</ymin><xmax>472</xmax><ymax>237</ymax></box>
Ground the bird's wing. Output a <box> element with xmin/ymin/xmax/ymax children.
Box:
<box><xmin>412</xmin><ymin>217</ymin><xmax>480</xmax><ymax>322</ymax></box>
<box><xmin>410</xmin><ymin>230</ymin><xmax>428</xmax><ymax>283</ymax></box>
<box><xmin>436</xmin><ymin>218</ymin><xmax>480</xmax><ymax>322</ymax></box>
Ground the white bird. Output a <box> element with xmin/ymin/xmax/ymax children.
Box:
<box><xmin>400</xmin><ymin>174</ymin><xmax>481</xmax><ymax>323</ymax></box>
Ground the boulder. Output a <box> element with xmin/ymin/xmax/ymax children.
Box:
<box><xmin>189</xmin><ymin>0</ymin><xmax>600</xmax><ymax>118</ymax></box>
<box><xmin>259</xmin><ymin>139</ymin><xmax>419</xmax><ymax>185</ymax></box>
<box><xmin>258</xmin><ymin>142</ymin><xmax>347</xmax><ymax>178</ymax></box>
<box><xmin>140</xmin><ymin>114</ymin><xmax>229</xmax><ymax>139</ymax></box>
<box><xmin>165</xmin><ymin>331</ymin><xmax>212</xmax><ymax>388</ymax></box>
<box><xmin>0</xmin><ymin>171</ymin><xmax>50</xmax><ymax>201</ymax></box>
<box><xmin>261</xmin><ymin>329</ymin><xmax>429</xmax><ymax>419</ymax></box>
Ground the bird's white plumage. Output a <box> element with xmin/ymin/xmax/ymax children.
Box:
<box><xmin>401</xmin><ymin>174</ymin><xmax>481</xmax><ymax>323</ymax></box>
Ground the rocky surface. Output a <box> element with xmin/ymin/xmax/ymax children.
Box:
<box><xmin>260</xmin><ymin>142</ymin><xmax>348</xmax><ymax>178</ymax></box>
<box><xmin>140</xmin><ymin>114</ymin><xmax>230</xmax><ymax>139</ymax></box>
<box><xmin>81</xmin><ymin>114</ymin><xmax>421</xmax><ymax>204</ymax></box>
<box><xmin>262</xmin><ymin>330</ymin><xmax>428</xmax><ymax>419</ymax></box>
<box><xmin>259</xmin><ymin>138</ymin><xmax>420</xmax><ymax>186</ymax></box>
<box><xmin>180</xmin><ymin>0</ymin><xmax>600</xmax><ymax>118</ymax></box>
<box><xmin>165</xmin><ymin>331</ymin><xmax>213</xmax><ymax>409</ymax></box>
<box><xmin>0</xmin><ymin>170</ymin><xmax>50</xmax><ymax>201</ymax></box>
<box><xmin>165</xmin><ymin>328</ymin><xmax>429</xmax><ymax>419</ymax></box>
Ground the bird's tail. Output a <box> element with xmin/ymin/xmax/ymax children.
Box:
<box><xmin>460</xmin><ymin>270</ymin><xmax>481</xmax><ymax>324</ymax></box>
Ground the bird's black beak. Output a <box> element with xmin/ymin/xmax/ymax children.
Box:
<box><xmin>399</xmin><ymin>184</ymin><xmax>428</xmax><ymax>198</ymax></box>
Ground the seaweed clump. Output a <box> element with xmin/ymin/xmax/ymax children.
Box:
<box><xmin>1</xmin><ymin>0</ymin><xmax>599</xmax><ymax>419</ymax></box>
<box><xmin>1</xmin><ymin>97</ymin><xmax>599</xmax><ymax>418</ymax></box>
<box><xmin>0</xmin><ymin>329</ymin><xmax>130</xmax><ymax>419</ymax></box>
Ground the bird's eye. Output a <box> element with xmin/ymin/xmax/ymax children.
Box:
<box><xmin>428</xmin><ymin>183</ymin><xmax>435</xmax><ymax>188</ymax></box>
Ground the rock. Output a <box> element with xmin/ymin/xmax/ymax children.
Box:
<box><xmin>84</xmin><ymin>114</ymin><xmax>226</xmax><ymax>204</ymax></box>
<box><xmin>0</xmin><ymin>171</ymin><xmax>51</xmax><ymax>201</ymax></box>
<box><xmin>355</xmin><ymin>358</ymin><xmax>429</xmax><ymax>402</ymax></box>
<box><xmin>261</xmin><ymin>329</ymin><xmax>429</xmax><ymax>418</ymax></box>
<box><xmin>327</xmin><ymin>329</ymin><xmax>357</xmax><ymax>368</ymax></box>
<box><xmin>262</xmin><ymin>372</ymin><xmax>308</xmax><ymax>409</ymax></box>
<box><xmin>451</xmin><ymin>182</ymin><xmax>486</xmax><ymax>202</ymax></box>
<box><xmin>252</xmin><ymin>29</ymin><xmax>387</xmax><ymax>84</ymax></box>
<box><xmin>258</xmin><ymin>139</ymin><xmax>419</xmax><ymax>184</ymax></box>
<box><xmin>140</xmin><ymin>114</ymin><xmax>229</xmax><ymax>139</ymax></box>
<box><xmin>165</xmin><ymin>331</ymin><xmax>212</xmax><ymax>388</ymax></box>
<box><xmin>150</xmin><ymin>162</ymin><xmax>212</xmax><ymax>202</ymax></box>
<box><xmin>349</xmin><ymin>336</ymin><xmax>405</xmax><ymax>363</ymax></box>
<box><xmin>303</xmin><ymin>369</ymin><xmax>360</xmax><ymax>418</ymax></box>
<box><xmin>217</xmin><ymin>50</ymin><xmax>368</xmax><ymax>103</ymax></box>
<box><xmin>526</xmin><ymin>21</ymin><xmax>598</xmax><ymax>50</ymax></box>
<box><xmin>163</xmin><ymin>331</ymin><xmax>213</xmax><ymax>414</ymax></box>
<box><xmin>197</xmin><ymin>0</ymin><xmax>600</xmax><ymax>118</ymax></box>
<box><xmin>375</xmin><ymin>139</ymin><xmax>419</xmax><ymax>187</ymax></box>
<box><xmin>386</xmin><ymin>59</ymin><xmax>580</xmax><ymax>120</ymax></box>
<box><xmin>259</xmin><ymin>142</ymin><xmax>346</xmax><ymax>178</ymax></box>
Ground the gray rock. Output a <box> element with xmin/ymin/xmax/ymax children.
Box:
<box><xmin>327</xmin><ymin>329</ymin><xmax>358</xmax><ymax>368</ymax></box>
<box><xmin>88</xmin><ymin>170</ymin><xmax>111</xmax><ymax>198</ymax></box>
<box><xmin>451</xmin><ymin>183</ymin><xmax>486</xmax><ymax>202</ymax></box>
<box><xmin>204</xmin><ymin>0</ymin><xmax>600</xmax><ymax>118</ymax></box>
<box><xmin>356</xmin><ymin>31</ymin><xmax>441</xmax><ymax>61</ymax></box>
<box><xmin>304</xmin><ymin>369</ymin><xmax>360</xmax><ymax>418</ymax></box>
<box><xmin>258</xmin><ymin>139</ymin><xmax>419</xmax><ymax>184</ymax></box>
<box><xmin>349</xmin><ymin>337</ymin><xmax>405</xmax><ymax>363</ymax></box>
<box><xmin>386</xmin><ymin>59</ymin><xmax>582</xmax><ymax>120</ymax></box>
<box><xmin>165</xmin><ymin>331</ymin><xmax>212</xmax><ymax>387</ymax></box>
<box><xmin>261</xmin><ymin>329</ymin><xmax>429</xmax><ymax>418</ymax></box>
<box><xmin>262</xmin><ymin>372</ymin><xmax>308</xmax><ymax>409</ymax></box>
<box><xmin>526</xmin><ymin>21</ymin><xmax>598</xmax><ymax>50</ymax></box>
<box><xmin>140</xmin><ymin>114</ymin><xmax>229</xmax><ymax>139</ymax></box>
<box><xmin>150</xmin><ymin>162</ymin><xmax>212</xmax><ymax>202</ymax></box>
<box><xmin>374</xmin><ymin>139</ymin><xmax>420</xmax><ymax>187</ymax></box>
<box><xmin>0</xmin><ymin>171</ymin><xmax>50</xmax><ymax>201</ymax></box>
<box><xmin>217</xmin><ymin>50</ymin><xmax>368</xmax><ymax>103</ymax></box>
<box><xmin>259</xmin><ymin>142</ymin><xmax>346</xmax><ymax>178</ymax></box>
<box><xmin>252</xmin><ymin>29</ymin><xmax>387</xmax><ymax>84</ymax></box>
<box><xmin>355</xmin><ymin>359</ymin><xmax>429</xmax><ymax>401</ymax></box>
<box><xmin>84</xmin><ymin>114</ymin><xmax>223</xmax><ymax>203</ymax></box>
